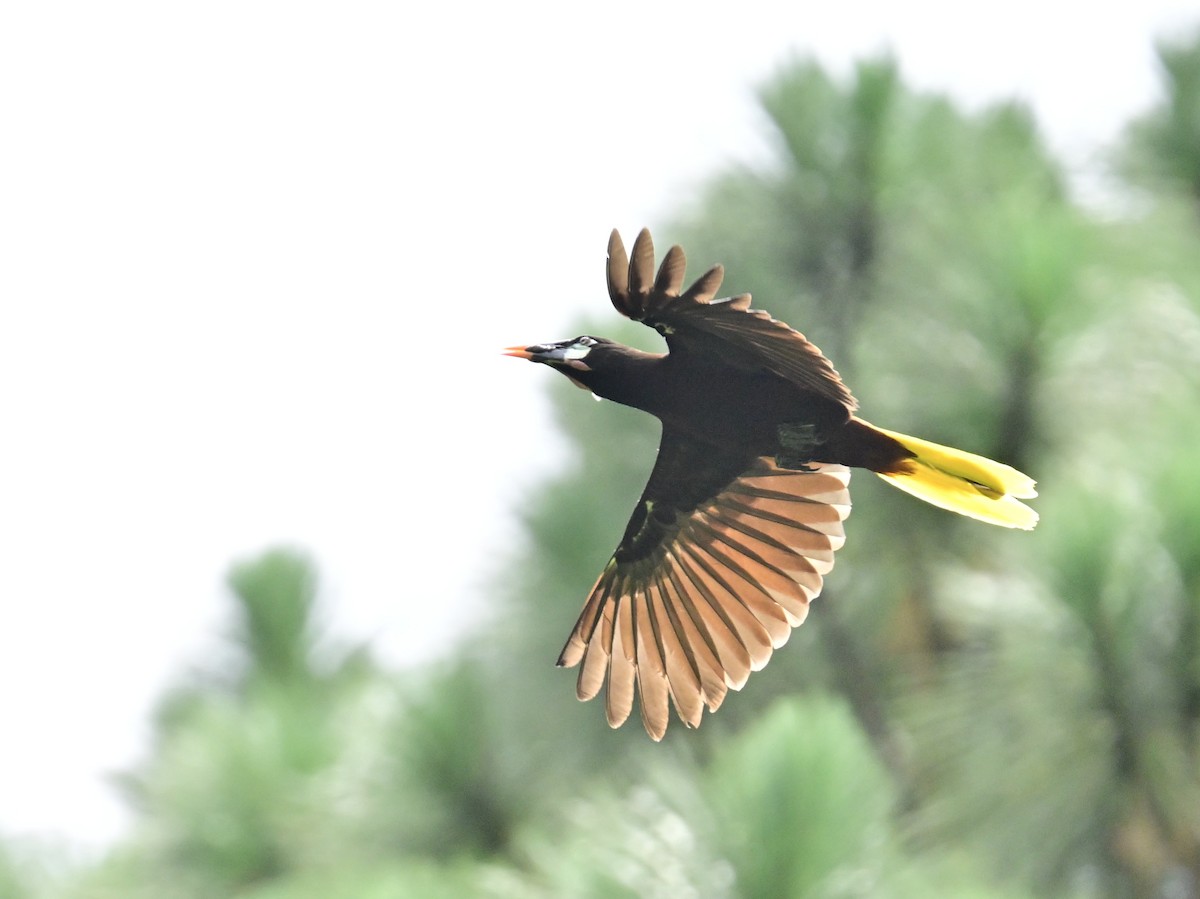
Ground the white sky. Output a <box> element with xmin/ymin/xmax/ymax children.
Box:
<box><xmin>2</xmin><ymin>0</ymin><xmax>1196</xmax><ymax>850</ymax></box>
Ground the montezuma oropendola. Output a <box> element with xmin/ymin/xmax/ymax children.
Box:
<box><xmin>506</xmin><ymin>229</ymin><xmax>1037</xmax><ymax>740</ymax></box>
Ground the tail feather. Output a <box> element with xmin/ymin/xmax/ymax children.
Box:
<box><xmin>868</xmin><ymin>424</ymin><xmax>1038</xmax><ymax>530</ymax></box>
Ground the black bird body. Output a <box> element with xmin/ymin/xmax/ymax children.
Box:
<box><xmin>585</xmin><ymin>345</ymin><xmax>839</xmax><ymax>448</ymax></box>
<box><xmin>565</xmin><ymin>341</ymin><xmax>911</xmax><ymax>476</ymax></box>
<box><xmin>507</xmin><ymin>229</ymin><xmax>1037</xmax><ymax>740</ymax></box>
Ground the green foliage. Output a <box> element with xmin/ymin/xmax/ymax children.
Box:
<box><xmin>383</xmin><ymin>657</ymin><xmax>521</xmax><ymax>857</ymax></box>
<box><xmin>514</xmin><ymin>767</ymin><xmax>725</xmax><ymax>899</ymax></box>
<box><xmin>1124</xmin><ymin>29</ymin><xmax>1200</xmax><ymax>209</ymax></box>
<box><xmin>235</xmin><ymin>858</ymin><xmax>505</xmax><ymax>899</ymax></box>
<box><xmin>707</xmin><ymin>697</ymin><xmax>894</xmax><ymax>899</ymax></box>
<box><xmin>0</xmin><ymin>838</ymin><xmax>66</xmax><ymax>899</ymax></box>
<box><xmin>90</xmin><ymin>550</ymin><xmax>404</xmax><ymax>897</ymax></box>
<box><xmin>226</xmin><ymin>549</ymin><xmax>322</xmax><ymax>687</ymax></box>
<box><xmin>901</xmin><ymin>587</ymin><xmax>1117</xmax><ymax>888</ymax></box>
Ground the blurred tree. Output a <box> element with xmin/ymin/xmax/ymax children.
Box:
<box><xmin>511</xmin><ymin>695</ymin><xmax>1034</xmax><ymax>899</ymax></box>
<box><xmin>896</xmin><ymin>33</ymin><xmax>1200</xmax><ymax>896</ymax></box>
<box><xmin>226</xmin><ymin>549</ymin><xmax>323</xmax><ymax>688</ymax></box>
<box><xmin>1124</xmin><ymin>29</ymin><xmax>1200</xmax><ymax>214</ymax></box>
<box><xmin>71</xmin><ymin>550</ymin><xmax>390</xmax><ymax>897</ymax></box>
<box><xmin>0</xmin><ymin>838</ymin><xmax>61</xmax><ymax>899</ymax></box>
<box><xmin>380</xmin><ymin>656</ymin><xmax>522</xmax><ymax>857</ymax></box>
<box><xmin>705</xmin><ymin>697</ymin><xmax>894</xmax><ymax>898</ymax></box>
<box><xmin>62</xmin><ymin>551</ymin><xmax>550</xmax><ymax>899</ymax></box>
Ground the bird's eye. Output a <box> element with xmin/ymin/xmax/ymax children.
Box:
<box><xmin>577</xmin><ymin>336</ymin><xmax>596</xmax><ymax>347</ymax></box>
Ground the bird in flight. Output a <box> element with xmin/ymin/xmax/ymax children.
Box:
<box><xmin>506</xmin><ymin>229</ymin><xmax>1037</xmax><ymax>740</ymax></box>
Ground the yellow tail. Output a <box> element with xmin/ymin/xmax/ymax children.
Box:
<box><xmin>870</xmin><ymin>424</ymin><xmax>1038</xmax><ymax>530</ymax></box>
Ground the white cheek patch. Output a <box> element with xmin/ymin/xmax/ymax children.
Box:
<box><xmin>562</xmin><ymin>345</ymin><xmax>591</xmax><ymax>361</ymax></box>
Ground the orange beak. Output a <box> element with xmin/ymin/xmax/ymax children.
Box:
<box><xmin>503</xmin><ymin>345</ymin><xmax>534</xmax><ymax>359</ymax></box>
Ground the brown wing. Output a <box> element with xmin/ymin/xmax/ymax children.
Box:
<box><xmin>557</xmin><ymin>428</ymin><xmax>851</xmax><ymax>740</ymax></box>
<box><xmin>606</xmin><ymin>228</ymin><xmax>857</xmax><ymax>412</ymax></box>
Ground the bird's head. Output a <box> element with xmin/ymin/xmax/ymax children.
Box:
<box><xmin>505</xmin><ymin>335</ymin><xmax>662</xmax><ymax>405</ymax></box>
<box><xmin>504</xmin><ymin>335</ymin><xmax>619</xmax><ymax>391</ymax></box>
<box><xmin>504</xmin><ymin>335</ymin><xmax>606</xmax><ymax>368</ymax></box>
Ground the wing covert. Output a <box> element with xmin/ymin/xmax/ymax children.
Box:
<box><xmin>606</xmin><ymin>228</ymin><xmax>857</xmax><ymax>411</ymax></box>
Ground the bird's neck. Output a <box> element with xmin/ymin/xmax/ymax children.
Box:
<box><xmin>585</xmin><ymin>349</ymin><xmax>668</xmax><ymax>413</ymax></box>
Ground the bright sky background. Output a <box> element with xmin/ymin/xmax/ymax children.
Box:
<box><xmin>2</xmin><ymin>0</ymin><xmax>1197</xmax><ymax>850</ymax></box>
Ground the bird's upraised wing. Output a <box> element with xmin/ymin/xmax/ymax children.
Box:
<box><xmin>557</xmin><ymin>427</ymin><xmax>850</xmax><ymax>740</ymax></box>
<box><xmin>606</xmin><ymin>228</ymin><xmax>857</xmax><ymax>412</ymax></box>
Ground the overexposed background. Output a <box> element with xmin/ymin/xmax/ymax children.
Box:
<box><xmin>2</xmin><ymin>0</ymin><xmax>1195</xmax><ymax>847</ymax></box>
